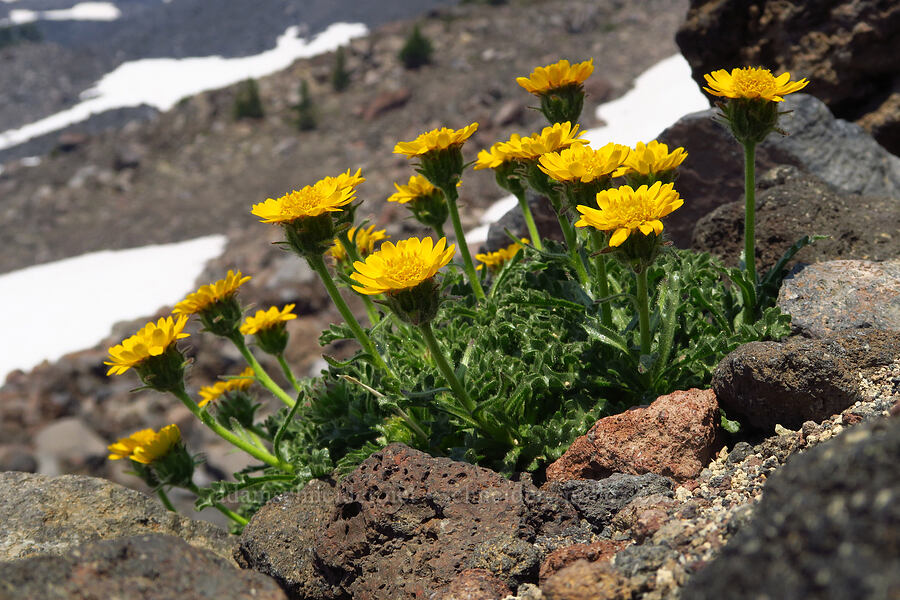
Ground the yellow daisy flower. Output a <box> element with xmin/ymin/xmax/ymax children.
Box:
<box><xmin>538</xmin><ymin>143</ymin><xmax>631</xmax><ymax>183</ymax></box>
<box><xmin>613</xmin><ymin>141</ymin><xmax>687</xmax><ymax>177</ymax></box>
<box><xmin>240</xmin><ymin>304</ymin><xmax>298</xmax><ymax>336</ymax></box>
<box><xmin>251</xmin><ymin>177</ymin><xmax>356</xmax><ymax>224</ymax></box>
<box><xmin>329</xmin><ymin>225</ymin><xmax>389</xmax><ymax>263</ymax></box>
<box><xmin>108</xmin><ymin>424</ymin><xmax>181</xmax><ymax>464</ymax></box>
<box><xmin>393</xmin><ymin>123</ymin><xmax>479</xmax><ymax>158</ymax></box>
<box><xmin>105</xmin><ymin>315</ymin><xmax>190</xmax><ymax>376</ymax></box>
<box><xmin>321</xmin><ymin>167</ymin><xmax>365</xmax><ymax>192</ymax></box>
<box><xmin>575</xmin><ymin>181</ymin><xmax>684</xmax><ymax>247</ymax></box>
<box><xmin>476</xmin><ymin>239</ymin><xmax>528</xmax><ymax>270</ymax></box>
<box><xmin>387</xmin><ymin>175</ymin><xmax>438</xmax><ymax>203</ymax></box>
<box><xmin>473</xmin><ymin>142</ymin><xmax>512</xmax><ymax>171</ymax></box>
<box><xmin>198</xmin><ymin>367</ymin><xmax>255</xmax><ymax>408</ymax></box>
<box><xmin>516</xmin><ymin>58</ymin><xmax>594</xmax><ymax>95</ymax></box>
<box><xmin>703</xmin><ymin>67</ymin><xmax>809</xmax><ymax>103</ymax></box>
<box><xmin>350</xmin><ymin>237</ymin><xmax>455</xmax><ymax>296</ymax></box>
<box><xmin>173</xmin><ymin>270</ymin><xmax>251</xmax><ymax>316</ymax></box>
<box><xmin>498</xmin><ymin>122</ymin><xmax>585</xmax><ymax>161</ymax></box>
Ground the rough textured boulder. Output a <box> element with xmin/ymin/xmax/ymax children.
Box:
<box><xmin>234</xmin><ymin>480</ymin><xmax>341</xmax><ymax>600</ymax></box>
<box><xmin>539</xmin><ymin>540</ymin><xmax>627</xmax><ymax>584</ymax></box>
<box><xmin>545</xmin><ymin>389</ymin><xmax>719</xmax><ymax>483</ymax></box>
<box><xmin>712</xmin><ymin>329</ymin><xmax>900</xmax><ymax>431</ymax></box>
<box><xmin>439</xmin><ymin>569</ymin><xmax>512</xmax><ymax>600</ymax></box>
<box><xmin>541</xmin><ymin>559</ymin><xmax>632</xmax><ymax>600</ymax></box>
<box><xmin>0</xmin><ymin>534</ymin><xmax>286</xmax><ymax>600</ymax></box>
<box><xmin>312</xmin><ymin>443</ymin><xmax>579</xmax><ymax>599</ymax></box>
<box><xmin>692</xmin><ymin>166</ymin><xmax>900</xmax><ymax>273</ymax></box>
<box><xmin>0</xmin><ymin>472</ymin><xmax>234</xmax><ymax>563</ymax></box>
<box><xmin>778</xmin><ymin>259</ymin><xmax>900</xmax><ymax>338</ymax></box>
<box><xmin>676</xmin><ymin>0</ymin><xmax>900</xmax><ymax>155</ymax></box>
<box><xmin>681</xmin><ymin>417</ymin><xmax>900</xmax><ymax>599</ymax></box>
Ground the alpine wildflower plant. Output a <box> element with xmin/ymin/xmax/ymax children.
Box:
<box><xmin>104</xmin><ymin>57</ymin><xmax>804</xmax><ymax>532</ymax></box>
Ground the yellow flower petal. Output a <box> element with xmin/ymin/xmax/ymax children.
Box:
<box><xmin>516</xmin><ymin>58</ymin><xmax>594</xmax><ymax>95</ymax></box>
<box><xmin>350</xmin><ymin>236</ymin><xmax>455</xmax><ymax>295</ymax></box>
<box><xmin>702</xmin><ymin>66</ymin><xmax>808</xmax><ymax>102</ymax></box>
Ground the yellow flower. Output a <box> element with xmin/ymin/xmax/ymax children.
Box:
<box><xmin>108</xmin><ymin>424</ymin><xmax>181</xmax><ymax>464</ymax></box>
<box><xmin>350</xmin><ymin>237</ymin><xmax>455</xmax><ymax>296</ymax></box>
<box><xmin>703</xmin><ymin>67</ymin><xmax>809</xmax><ymax>102</ymax></box>
<box><xmin>575</xmin><ymin>181</ymin><xmax>683</xmax><ymax>247</ymax></box>
<box><xmin>538</xmin><ymin>143</ymin><xmax>631</xmax><ymax>183</ymax></box>
<box><xmin>498</xmin><ymin>122</ymin><xmax>585</xmax><ymax>161</ymax></box>
<box><xmin>473</xmin><ymin>142</ymin><xmax>512</xmax><ymax>171</ymax></box>
<box><xmin>387</xmin><ymin>175</ymin><xmax>438</xmax><ymax>203</ymax></box>
<box><xmin>613</xmin><ymin>141</ymin><xmax>687</xmax><ymax>177</ymax></box>
<box><xmin>329</xmin><ymin>225</ymin><xmax>389</xmax><ymax>263</ymax></box>
<box><xmin>240</xmin><ymin>304</ymin><xmax>298</xmax><ymax>336</ymax></box>
<box><xmin>173</xmin><ymin>270</ymin><xmax>251</xmax><ymax>316</ymax></box>
<box><xmin>251</xmin><ymin>177</ymin><xmax>356</xmax><ymax>224</ymax></box>
<box><xmin>105</xmin><ymin>315</ymin><xmax>190</xmax><ymax>376</ymax></box>
<box><xmin>516</xmin><ymin>58</ymin><xmax>594</xmax><ymax>95</ymax></box>
<box><xmin>198</xmin><ymin>367</ymin><xmax>255</xmax><ymax>408</ymax></box>
<box><xmin>476</xmin><ymin>239</ymin><xmax>528</xmax><ymax>270</ymax></box>
<box><xmin>393</xmin><ymin>123</ymin><xmax>479</xmax><ymax>158</ymax></box>
<box><xmin>322</xmin><ymin>167</ymin><xmax>365</xmax><ymax>192</ymax></box>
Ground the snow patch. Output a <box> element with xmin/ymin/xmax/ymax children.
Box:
<box><xmin>0</xmin><ymin>22</ymin><xmax>368</xmax><ymax>151</ymax></box>
<box><xmin>2</xmin><ymin>2</ymin><xmax>121</xmax><ymax>25</ymax></box>
<box><xmin>0</xmin><ymin>235</ymin><xmax>226</xmax><ymax>380</ymax></box>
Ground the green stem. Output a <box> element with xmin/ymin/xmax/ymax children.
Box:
<box><xmin>361</xmin><ymin>296</ymin><xmax>381</xmax><ymax>326</ymax></box>
<box><xmin>230</xmin><ymin>335</ymin><xmax>295</xmax><ymax>408</ymax></box>
<box><xmin>558</xmin><ymin>209</ymin><xmax>590</xmax><ymax>288</ymax></box>
<box><xmin>440</xmin><ymin>185</ymin><xmax>486</xmax><ymax>302</ymax></box>
<box><xmin>514</xmin><ymin>191</ymin><xmax>542</xmax><ymax>251</ymax></box>
<box><xmin>156</xmin><ymin>487</ymin><xmax>176</xmax><ymax>512</ymax></box>
<box><xmin>743</xmin><ymin>141</ymin><xmax>757</xmax><ymax>288</ymax></box>
<box><xmin>432</xmin><ymin>223</ymin><xmax>447</xmax><ymax>240</ymax></box>
<box><xmin>635</xmin><ymin>269</ymin><xmax>652</xmax><ymax>356</ymax></box>
<box><xmin>276</xmin><ymin>353</ymin><xmax>303</xmax><ymax>394</ymax></box>
<box><xmin>306</xmin><ymin>254</ymin><xmax>395</xmax><ymax>379</ymax></box>
<box><xmin>172</xmin><ymin>388</ymin><xmax>294</xmax><ymax>473</ymax></box>
<box><xmin>589</xmin><ymin>230</ymin><xmax>613</xmax><ymax>328</ymax></box>
<box><xmin>418</xmin><ymin>321</ymin><xmax>476</xmax><ymax>415</ymax></box>
<box><xmin>186</xmin><ymin>483</ymin><xmax>248</xmax><ymax>526</ymax></box>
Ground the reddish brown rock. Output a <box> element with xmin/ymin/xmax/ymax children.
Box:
<box><xmin>313</xmin><ymin>443</ymin><xmax>579</xmax><ymax>600</ymax></box>
<box><xmin>545</xmin><ymin>389</ymin><xmax>719</xmax><ymax>483</ymax></box>
<box><xmin>440</xmin><ymin>569</ymin><xmax>512</xmax><ymax>600</ymax></box>
<box><xmin>539</xmin><ymin>540</ymin><xmax>627</xmax><ymax>584</ymax></box>
<box><xmin>541</xmin><ymin>559</ymin><xmax>632</xmax><ymax>600</ymax></box>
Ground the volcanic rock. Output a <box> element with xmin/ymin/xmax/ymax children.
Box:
<box><xmin>681</xmin><ymin>417</ymin><xmax>900</xmax><ymax>599</ymax></box>
<box><xmin>712</xmin><ymin>329</ymin><xmax>900</xmax><ymax>431</ymax></box>
<box><xmin>0</xmin><ymin>533</ymin><xmax>286</xmax><ymax>600</ymax></box>
<box><xmin>777</xmin><ymin>259</ymin><xmax>900</xmax><ymax>338</ymax></box>
<box><xmin>545</xmin><ymin>389</ymin><xmax>719</xmax><ymax>482</ymax></box>
<box><xmin>676</xmin><ymin>0</ymin><xmax>900</xmax><ymax>154</ymax></box>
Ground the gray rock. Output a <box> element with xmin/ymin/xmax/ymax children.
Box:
<box><xmin>544</xmin><ymin>473</ymin><xmax>675</xmax><ymax>530</ymax></box>
<box><xmin>712</xmin><ymin>329</ymin><xmax>900</xmax><ymax>431</ymax></box>
<box><xmin>0</xmin><ymin>472</ymin><xmax>234</xmax><ymax>564</ymax></box>
<box><xmin>0</xmin><ymin>534</ymin><xmax>286</xmax><ymax>600</ymax></box>
<box><xmin>234</xmin><ymin>480</ymin><xmax>341</xmax><ymax>600</ymax></box>
<box><xmin>32</xmin><ymin>417</ymin><xmax>107</xmax><ymax>476</ymax></box>
<box><xmin>770</xmin><ymin>94</ymin><xmax>900</xmax><ymax>197</ymax></box>
<box><xmin>691</xmin><ymin>167</ymin><xmax>900</xmax><ymax>273</ymax></box>
<box><xmin>778</xmin><ymin>259</ymin><xmax>900</xmax><ymax>338</ymax></box>
<box><xmin>681</xmin><ymin>417</ymin><xmax>900</xmax><ymax>600</ymax></box>
<box><xmin>0</xmin><ymin>445</ymin><xmax>37</xmax><ymax>473</ymax></box>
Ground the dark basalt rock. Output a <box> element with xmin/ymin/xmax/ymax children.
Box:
<box><xmin>681</xmin><ymin>417</ymin><xmax>900</xmax><ymax>600</ymax></box>
<box><xmin>712</xmin><ymin>329</ymin><xmax>900</xmax><ymax>431</ymax></box>
<box><xmin>676</xmin><ymin>0</ymin><xmax>900</xmax><ymax>155</ymax></box>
